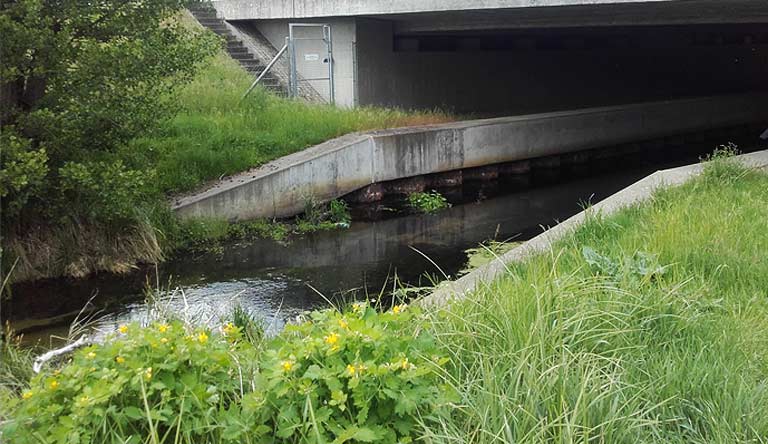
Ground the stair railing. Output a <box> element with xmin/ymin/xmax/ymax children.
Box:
<box><xmin>241</xmin><ymin>42</ymin><xmax>288</xmax><ymax>100</ymax></box>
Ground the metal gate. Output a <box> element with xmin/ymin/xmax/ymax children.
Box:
<box><xmin>288</xmin><ymin>23</ymin><xmax>334</xmax><ymax>104</ymax></box>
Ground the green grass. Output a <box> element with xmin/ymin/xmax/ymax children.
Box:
<box><xmin>126</xmin><ymin>50</ymin><xmax>453</xmax><ymax>195</ymax></box>
<box><xmin>423</xmin><ymin>159</ymin><xmax>768</xmax><ymax>443</ymax></box>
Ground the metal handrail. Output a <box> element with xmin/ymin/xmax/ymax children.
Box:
<box><xmin>242</xmin><ymin>43</ymin><xmax>288</xmax><ymax>100</ymax></box>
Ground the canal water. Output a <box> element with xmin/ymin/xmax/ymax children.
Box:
<box><xmin>5</xmin><ymin>139</ymin><xmax>758</xmax><ymax>345</ymax></box>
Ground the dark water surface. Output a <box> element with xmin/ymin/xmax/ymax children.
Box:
<box><xmin>6</xmin><ymin>140</ymin><xmax>758</xmax><ymax>345</ymax></box>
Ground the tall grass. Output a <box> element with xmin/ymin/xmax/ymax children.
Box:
<box><xmin>126</xmin><ymin>51</ymin><xmax>454</xmax><ymax>195</ymax></box>
<box><xmin>424</xmin><ymin>159</ymin><xmax>768</xmax><ymax>443</ymax></box>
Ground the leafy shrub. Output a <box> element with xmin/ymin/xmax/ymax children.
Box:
<box><xmin>256</xmin><ymin>302</ymin><xmax>453</xmax><ymax>443</ymax></box>
<box><xmin>0</xmin><ymin>130</ymin><xmax>49</xmax><ymax>220</ymax></box>
<box><xmin>5</xmin><ymin>321</ymin><xmax>258</xmax><ymax>444</ymax></box>
<box><xmin>58</xmin><ymin>160</ymin><xmax>155</xmax><ymax>224</ymax></box>
<box><xmin>407</xmin><ymin>190</ymin><xmax>451</xmax><ymax>214</ymax></box>
<box><xmin>3</xmin><ymin>304</ymin><xmax>452</xmax><ymax>443</ymax></box>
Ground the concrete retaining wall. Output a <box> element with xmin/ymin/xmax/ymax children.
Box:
<box><xmin>420</xmin><ymin>149</ymin><xmax>768</xmax><ymax>307</ymax></box>
<box><xmin>171</xmin><ymin>93</ymin><xmax>768</xmax><ymax>221</ymax></box>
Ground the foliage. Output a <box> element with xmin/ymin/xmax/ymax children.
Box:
<box><xmin>230</xmin><ymin>304</ymin><xmax>265</xmax><ymax>345</ymax></box>
<box><xmin>294</xmin><ymin>199</ymin><xmax>351</xmax><ymax>234</ymax></box>
<box><xmin>58</xmin><ymin>160</ymin><xmax>155</xmax><ymax>224</ymax></box>
<box><xmin>700</xmin><ymin>142</ymin><xmax>745</xmax><ymax>184</ymax></box>
<box><xmin>0</xmin><ymin>0</ymin><xmax>219</xmax><ymax>228</ymax></box>
<box><xmin>407</xmin><ymin>190</ymin><xmax>451</xmax><ymax>214</ymax></box>
<box><xmin>425</xmin><ymin>163</ymin><xmax>768</xmax><ymax>442</ymax></box>
<box><xmin>0</xmin><ymin>129</ymin><xmax>48</xmax><ymax>219</ymax></box>
<box><xmin>581</xmin><ymin>247</ymin><xmax>667</xmax><ymax>281</ymax></box>
<box><xmin>0</xmin><ymin>333</ymin><xmax>35</xmax><ymax>423</ymax></box>
<box><xmin>2</xmin><ymin>304</ymin><xmax>451</xmax><ymax>443</ymax></box>
<box><xmin>5</xmin><ymin>320</ymin><xmax>259</xmax><ymax>444</ymax></box>
<box><xmin>328</xmin><ymin>199</ymin><xmax>352</xmax><ymax>225</ymax></box>
<box><xmin>257</xmin><ymin>302</ymin><xmax>452</xmax><ymax>443</ymax></box>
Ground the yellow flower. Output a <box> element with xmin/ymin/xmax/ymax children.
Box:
<box><xmin>352</xmin><ymin>302</ymin><xmax>365</xmax><ymax>313</ymax></box>
<box><xmin>53</xmin><ymin>369</ymin><xmax>61</xmax><ymax>376</ymax></box>
<box><xmin>22</xmin><ymin>391</ymin><xmax>33</xmax><ymax>400</ymax></box>
<box><xmin>346</xmin><ymin>364</ymin><xmax>357</xmax><ymax>376</ymax></box>
<box><xmin>160</xmin><ymin>337</ymin><xmax>169</xmax><ymax>344</ymax></box>
<box><xmin>324</xmin><ymin>332</ymin><xmax>339</xmax><ymax>346</ymax></box>
<box><xmin>392</xmin><ymin>304</ymin><xmax>405</xmax><ymax>314</ymax></box>
<box><xmin>356</xmin><ymin>363</ymin><xmax>367</xmax><ymax>374</ymax></box>
<box><xmin>118</xmin><ymin>325</ymin><xmax>128</xmax><ymax>334</ymax></box>
<box><xmin>49</xmin><ymin>380</ymin><xmax>59</xmax><ymax>390</ymax></box>
<box><xmin>222</xmin><ymin>323</ymin><xmax>236</xmax><ymax>335</ymax></box>
<box><xmin>157</xmin><ymin>324</ymin><xmax>169</xmax><ymax>333</ymax></box>
<box><xmin>144</xmin><ymin>367</ymin><xmax>153</xmax><ymax>380</ymax></box>
<box><xmin>115</xmin><ymin>356</ymin><xmax>126</xmax><ymax>364</ymax></box>
<box><xmin>197</xmin><ymin>332</ymin><xmax>209</xmax><ymax>344</ymax></box>
<box><xmin>87</xmin><ymin>351</ymin><xmax>96</xmax><ymax>359</ymax></box>
<box><xmin>281</xmin><ymin>361</ymin><xmax>294</xmax><ymax>372</ymax></box>
<box><xmin>338</xmin><ymin>319</ymin><xmax>349</xmax><ymax>329</ymax></box>
<box><xmin>399</xmin><ymin>357</ymin><xmax>413</xmax><ymax>370</ymax></box>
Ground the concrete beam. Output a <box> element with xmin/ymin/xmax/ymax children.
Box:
<box><xmin>212</xmin><ymin>0</ymin><xmax>768</xmax><ymax>25</ymax></box>
<box><xmin>172</xmin><ymin>93</ymin><xmax>768</xmax><ymax>222</ymax></box>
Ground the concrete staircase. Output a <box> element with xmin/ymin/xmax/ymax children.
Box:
<box><xmin>187</xmin><ymin>3</ymin><xmax>287</xmax><ymax>96</ymax></box>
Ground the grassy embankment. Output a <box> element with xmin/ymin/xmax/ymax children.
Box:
<box><xmin>425</xmin><ymin>156</ymin><xmax>768</xmax><ymax>442</ymax></box>
<box><xmin>7</xmin><ymin>34</ymin><xmax>453</xmax><ymax>282</ymax></box>
<box><xmin>3</xmin><ymin>155</ymin><xmax>768</xmax><ymax>442</ymax></box>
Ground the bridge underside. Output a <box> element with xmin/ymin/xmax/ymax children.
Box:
<box><xmin>216</xmin><ymin>0</ymin><xmax>768</xmax><ymax>113</ymax></box>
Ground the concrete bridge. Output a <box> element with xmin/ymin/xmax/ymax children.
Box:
<box><xmin>209</xmin><ymin>0</ymin><xmax>768</xmax><ymax>111</ymax></box>
<box><xmin>178</xmin><ymin>0</ymin><xmax>768</xmax><ymax>222</ymax></box>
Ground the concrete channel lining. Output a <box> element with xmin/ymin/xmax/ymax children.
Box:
<box><xmin>172</xmin><ymin>93</ymin><xmax>768</xmax><ymax>222</ymax></box>
<box><xmin>420</xmin><ymin>149</ymin><xmax>768</xmax><ymax>308</ymax></box>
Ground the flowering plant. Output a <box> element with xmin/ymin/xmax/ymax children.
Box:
<box><xmin>255</xmin><ymin>302</ymin><xmax>453</xmax><ymax>443</ymax></box>
<box><xmin>7</xmin><ymin>321</ymin><xmax>258</xmax><ymax>443</ymax></box>
<box><xmin>4</xmin><ymin>304</ymin><xmax>452</xmax><ymax>443</ymax></box>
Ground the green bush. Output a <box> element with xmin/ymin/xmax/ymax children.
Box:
<box><xmin>3</xmin><ymin>304</ymin><xmax>452</xmax><ymax>443</ymax></box>
<box><xmin>5</xmin><ymin>320</ymin><xmax>258</xmax><ymax>444</ymax></box>
<box><xmin>255</xmin><ymin>302</ymin><xmax>452</xmax><ymax>443</ymax></box>
<box><xmin>407</xmin><ymin>191</ymin><xmax>451</xmax><ymax>214</ymax></box>
<box><xmin>0</xmin><ymin>130</ymin><xmax>48</xmax><ymax>219</ymax></box>
<box><xmin>58</xmin><ymin>160</ymin><xmax>155</xmax><ymax>224</ymax></box>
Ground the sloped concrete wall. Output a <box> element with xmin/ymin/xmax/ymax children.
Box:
<box><xmin>172</xmin><ymin>93</ymin><xmax>768</xmax><ymax>221</ymax></box>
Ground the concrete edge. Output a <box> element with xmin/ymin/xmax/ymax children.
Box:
<box><xmin>170</xmin><ymin>131</ymin><xmax>374</xmax><ymax>208</ymax></box>
<box><xmin>170</xmin><ymin>93</ymin><xmax>762</xmax><ymax>209</ymax></box>
<box><xmin>419</xmin><ymin>149</ymin><xmax>768</xmax><ymax>308</ymax></box>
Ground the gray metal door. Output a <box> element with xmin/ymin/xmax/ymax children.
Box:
<box><xmin>288</xmin><ymin>23</ymin><xmax>334</xmax><ymax>105</ymax></box>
